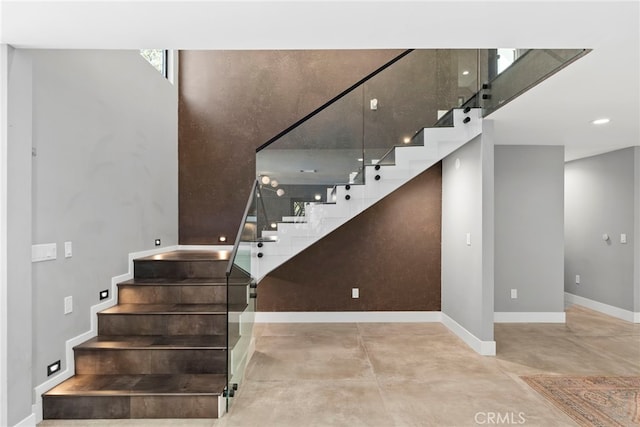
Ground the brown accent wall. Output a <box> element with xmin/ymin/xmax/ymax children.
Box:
<box><xmin>179</xmin><ymin>50</ymin><xmax>403</xmax><ymax>244</ymax></box>
<box><xmin>258</xmin><ymin>164</ymin><xmax>442</xmax><ymax>312</ymax></box>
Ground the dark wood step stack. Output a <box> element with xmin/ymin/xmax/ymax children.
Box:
<box><xmin>42</xmin><ymin>250</ymin><xmax>246</xmax><ymax>419</ymax></box>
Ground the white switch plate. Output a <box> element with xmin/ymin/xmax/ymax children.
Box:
<box><xmin>621</xmin><ymin>233</ymin><xmax>627</xmax><ymax>244</ymax></box>
<box><xmin>466</xmin><ymin>233</ymin><xmax>471</xmax><ymax>246</ymax></box>
<box><xmin>64</xmin><ymin>241</ymin><xmax>72</xmax><ymax>258</ymax></box>
<box><xmin>575</xmin><ymin>274</ymin><xmax>581</xmax><ymax>285</ymax></box>
<box><xmin>64</xmin><ymin>296</ymin><xmax>73</xmax><ymax>314</ymax></box>
<box><xmin>352</xmin><ymin>288</ymin><xmax>359</xmax><ymax>299</ymax></box>
<box><xmin>510</xmin><ymin>289</ymin><xmax>518</xmax><ymax>299</ymax></box>
<box><xmin>32</xmin><ymin>243</ymin><xmax>57</xmax><ymax>262</ymax></box>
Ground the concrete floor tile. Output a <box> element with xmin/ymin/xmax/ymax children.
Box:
<box><xmin>222</xmin><ymin>380</ymin><xmax>394</xmax><ymax>427</ymax></box>
<box><xmin>253</xmin><ymin>322</ymin><xmax>359</xmax><ymax>337</ymax></box>
<box><xmin>245</xmin><ymin>335</ymin><xmax>374</xmax><ymax>381</ymax></box>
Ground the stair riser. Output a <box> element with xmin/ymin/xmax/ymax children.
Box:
<box><xmin>43</xmin><ymin>395</ymin><xmax>218</xmax><ymax>419</ymax></box>
<box><xmin>134</xmin><ymin>260</ymin><xmax>227</xmax><ymax>279</ymax></box>
<box><xmin>118</xmin><ymin>285</ymin><xmax>229</xmax><ymax>305</ymax></box>
<box><xmin>98</xmin><ymin>314</ymin><xmax>227</xmax><ymax>336</ymax></box>
<box><xmin>75</xmin><ymin>349</ymin><xmax>226</xmax><ymax>375</ymax></box>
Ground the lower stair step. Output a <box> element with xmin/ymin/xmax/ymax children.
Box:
<box><xmin>74</xmin><ymin>336</ymin><xmax>227</xmax><ymax>375</ymax></box>
<box><xmin>97</xmin><ymin>304</ymin><xmax>243</xmax><ymax>336</ymax></box>
<box><xmin>43</xmin><ymin>374</ymin><xmax>226</xmax><ymax>419</ymax></box>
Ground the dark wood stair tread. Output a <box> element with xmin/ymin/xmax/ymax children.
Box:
<box><xmin>136</xmin><ymin>250</ymin><xmax>230</xmax><ymax>262</ymax></box>
<box><xmin>75</xmin><ymin>335</ymin><xmax>228</xmax><ymax>350</ymax></box>
<box><xmin>44</xmin><ymin>374</ymin><xmax>226</xmax><ymax>396</ymax></box>
<box><xmin>100</xmin><ymin>303</ymin><xmax>244</xmax><ymax>315</ymax></box>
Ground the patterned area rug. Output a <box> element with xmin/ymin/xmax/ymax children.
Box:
<box><xmin>522</xmin><ymin>375</ymin><xmax>640</xmax><ymax>427</ymax></box>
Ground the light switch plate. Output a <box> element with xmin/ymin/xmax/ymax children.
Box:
<box><xmin>352</xmin><ymin>288</ymin><xmax>359</xmax><ymax>299</ymax></box>
<box><xmin>64</xmin><ymin>241</ymin><xmax>72</xmax><ymax>258</ymax></box>
<box><xmin>576</xmin><ymin>274</ymin><xmax>581</xmax><ymax>285</ymax></box>
<box><xmin>511</xmin><ymin>289</ymin><xmax>518</xmax><ymax>299</ymax></box>
<box><xmin>466</xmin><ymin>233</ymin><xmax>471</xmax><ymax>246</ymax></box>
<box><xmin>32</xmin><ymin>243</ymin><xmax>57</xmax><ymax>262</ymax></box>
<box><xmin>64</xmin><ymin>296</ymin><xmax>73</xmax><ymax>314</ymax></box>
<box><xmin>621</xmin><ymin>233</ymin><xmax>627</xmax><ymax>244</ymax></box>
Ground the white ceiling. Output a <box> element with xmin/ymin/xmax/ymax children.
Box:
<box><xmin>2</xmin><ymin>0</ymin><xmax>638</xmax><ymax>161</ymax></box>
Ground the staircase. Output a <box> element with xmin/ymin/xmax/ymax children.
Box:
<box><xmin>42</xmin><ymin>250</ymin><xmax>247</xmax><ymax>419</ymax></box>
<box><xmin>252</xmin><ymin>108</ymin><xmax>482</xmax><ymax>280</ymax></box>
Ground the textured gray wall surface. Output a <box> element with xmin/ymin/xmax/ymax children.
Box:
<box><xmin>7</xmin><ymin>49</ymin><xmax>178</xmax><ymax>424</ymax></box>
<box><xmin>495</xmin><ymin>146</ymin><xmax>565</xmax><ymax>313</ymax></box>
<box><xmin>565</xmin><ymin>147</ymin><xmax>637</xmax><ymax>311</ymax></box>
<box><xmin>7</xmin><ymin>47</ymin><xmax>34</xmax><ymax>427</ymax></box>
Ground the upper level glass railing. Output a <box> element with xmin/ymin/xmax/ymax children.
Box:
<box><xmin>255</xmin><ymin>48</ymin><xmax>587</xmax><ymax>204</ymax></box>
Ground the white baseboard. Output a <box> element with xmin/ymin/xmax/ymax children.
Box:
<box><xmin>254</xmin><ymin>311</ymin><xmax>442</xmax><ymax>323</ymax></box>
<box><xmin>441</xmin><ymin>313</ymin><xmax>496</xmax><ymax>356</ymax></box>
<box><xmin>565</xmin><ymin>292</ymin><xmax>639</xmax><ymax>323</ymax></box>
<box><xmin>494</xmin><ymin>312</ymin><xmax>566</xmax><ymax>323</ymax></box>
<box><xmin>14</xmin><ymin>412</ymin><xmax>35</xmax><ymax>427</ymax></box>
<box><xmin>32</xmin><ymin>245</ymin><xmax>177</xmax><ymax>423</ymax></box>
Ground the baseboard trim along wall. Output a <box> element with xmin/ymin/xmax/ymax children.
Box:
<box><xmin>31</xmin><ymin>245</ymin><xmax>179</xmax><ymax>424</ymax></box>
<box><xmin>494</xmin><ymin>312</ymin><xmax>566</xmax><ymax>323</ymax></box>
<box><xmin>14</xmin><ymin>413</ymin><xmax>36</xmax><ymax>427</ymax></box>
<box><xmin>441</xmin><ymin>313</ymin><xmax>496</xmax><ymax>356</ymax></box>
<box><xmin>565</xmin><ymin>292</ymin><xmax>639</xmax><ymax>323</ymax></box>
<box><xmin>254</xmin><ymin>311</ymin><xmax>443</xmax><ymax>323</ymax></box>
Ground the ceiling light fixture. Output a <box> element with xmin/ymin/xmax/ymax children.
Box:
<box><xmin>403</xmin><ymin>137</ymin><xmax>411</xmax><ymax>144</ymax></box>
<box><xmin>462</xmin><ymin>70</ymin><xmax>470</xmax><ymax>76</ymax></box>
<box><xmin>270</xmin><ymin>180</ymin><xmax>279</xmax><ymax>187</ymax></box>
<box><xmin>592</xmin><ymin>118</ymin><xmax>610</xmax><ymax>125</ymax></box>
<box><xmin>276</xmin><ymin>189</ymin><xmax>285</xmax><ymax>197</ymax></box>
<box><xmin>314</xmin><ymin>194</ymin><xmax>322</xmax><ymax>201</ymax></box>
<box><xmin>260</xmin><ymin>175</ymin><xmax>271</xmax><ymax>185</ymax></box>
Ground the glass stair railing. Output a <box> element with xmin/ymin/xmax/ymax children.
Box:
<box><xmin>222</xmin><ymin>47</ymin><xmax>587</xmax><ymax>412</ymax></box>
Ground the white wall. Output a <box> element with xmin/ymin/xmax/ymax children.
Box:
<box><xmin>565</xmin><ymin>147</ymin><xmax>637</xmax><ymax>312</ymax></box>
<box><xmin>441</xmin><ymin>122</ymin><xmax>494</xmax><ymax>352</ymax></box>
<box><xmin>494</xmin><ymin>146</ymin><xmax>565</xmax><ymax>316</ymax></box>
<box><xmin>6</xmin><ymin>49</ymin><xmax>178</xmax><ymax>426</ymax></box>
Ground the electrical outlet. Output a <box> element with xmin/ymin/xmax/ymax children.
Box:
<box><xmin>64</xmin><ymin>296</ymin><xmax>73</xmax><ymax>314</ymax></box>
<box><xmin>47</xmin><ymin>360</ymin><xmax>61</xmax><ymax>376</ymax></box>
<box><xmin>510</xmin><ymin>289</ymin><xmax>518</xmax><ymax>299</ymax></box>
<box><xmin>575</xmin><ymin>274</ymin><xmax>581</xmax><ymax>285</ymax></box>
<box><xmin>99</xmin><ymin>289</ymin><xmax>109</xmax><ymax>300</ymax></box>
<box><xmin>352</xmin><ymin>288</ymin><xmax>359</xmax><ymax>299</ymax></box>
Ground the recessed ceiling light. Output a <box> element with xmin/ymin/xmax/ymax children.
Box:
<box><xmin>462</xmin><ymin>70</ymin><xmax>470</xmax><ymax>76</ymax></box>
<box><xmin>592</xmin><ymin>118</ymin><xmax>610</xmax><ymax>125</ymax></box>
<box><xmin>357</xmin><ymin>158</ymin><xmax>364</xmax><ymax>162</ymax></box>
<box><xmin>403</xmin><ymin>137</ymin><xmax>411</xmax><ymax>144</ymax></box>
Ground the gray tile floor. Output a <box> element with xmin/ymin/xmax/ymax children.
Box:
<box><xmin>39</xmin><ymin>305</ymin><xmax>640</xmax><ymax>426</ymax></box>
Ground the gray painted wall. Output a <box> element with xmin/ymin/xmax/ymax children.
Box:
<box><xmin>7</xmin><ymin>49</ymin><xmax>178</xmax><ymax>425</ymax></box>
<box><xmin>494</xmin><ymin>146</ymin><xmax>565</xmax><ymax>313</ymax></box>
<box><xmin>7</xmin><ymin>47</ymin><xmax>34</xmax><ymax>426</ymax></box>
<box><xmin>565</xmin><ymin>147</ymin><xmax>637</xmax><ymax>311</ymax></box>
<box><xmin>635</xmin><ymin>148</ymin><xmax>640</xmax><ymax>314</ymax></box>
<box><xmin>441</xmin><ymin>124</ymin><xmax>494</xmax><ymax>342</ymax></box>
